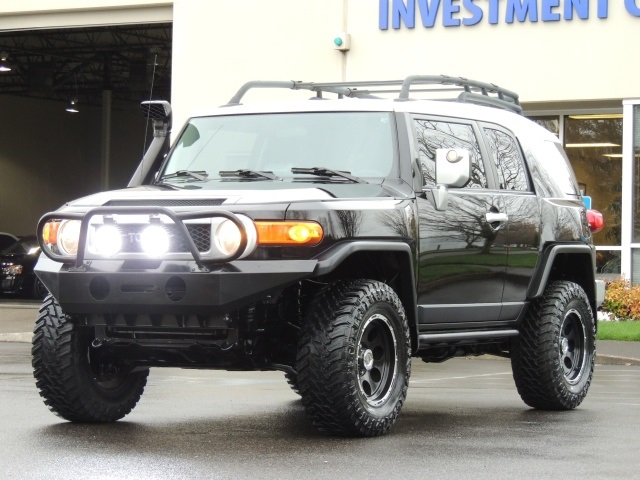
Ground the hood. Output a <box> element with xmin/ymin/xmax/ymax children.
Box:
<box><xmin>62</xmin><ymin>183</ymin><xmax>401</xmax><ymax>209</ymax></box>
<box><xmin>1</xmin><ymin>252</ymin><xmax>30</xmax><ymax>263</ymax></box>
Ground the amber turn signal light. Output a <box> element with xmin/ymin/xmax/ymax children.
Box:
<box><xmin>42</xmin><ymin>221</ymin><xmax>60</xmax><ymax>245</ymax></box>
<box><xmin>254</xmin><ymin>221</ymin><xmax>323</xmax><ymax>246</ymax></box>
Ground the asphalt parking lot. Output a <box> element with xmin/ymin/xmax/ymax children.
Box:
<box><xmin>1</xmin><ymin>337</ymin><xmax>639</xmax><ymax>480</ymax></box>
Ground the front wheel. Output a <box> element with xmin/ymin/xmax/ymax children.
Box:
<box><xmin>511</xmin><ymin>281</ymin><xmax>595</xmax><ymax>410</ymax></box>
<box><xmin>296</xmin><ymin>280</ymin><xmax>411</xmax><ymax>436</ymax></box>
<box><xmin>32</xmin><ymin>277</ymin><xmax>48</xmax><ymax>300</ymax></box>
<box><xmin>32</xmin><ymin>295</ymin><xmax>149</xmax><ymax>422</ymax></box>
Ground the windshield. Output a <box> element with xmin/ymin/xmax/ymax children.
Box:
<box><xmin>161</xmin><ymin>112</ymin><xmax>395</xmax><ymax>182</ymax></box>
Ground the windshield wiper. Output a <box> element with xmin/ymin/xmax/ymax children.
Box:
<box><xmin>159</xmin><ymin>170</ymin><xmax>209</xmax><ymax>182</ymax></box>
<box><xmin>290</xmin><ymin>167</ymin><xmax>367</xmax><ymax>184</ymax></box>
<box><xmin>219</xmin><ymin>169</ymin><xmax>283</xmax><ymax>181</ymax></box>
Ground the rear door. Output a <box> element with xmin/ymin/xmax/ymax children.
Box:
<box><xmin>480</xmin><ymin>123</ymin><xmax>541</xmax><ymax>321</ymax></box>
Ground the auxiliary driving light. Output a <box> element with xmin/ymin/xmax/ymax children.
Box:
<box><xmin>93</xmin><ymin>225</ymin><xmax>122</xmax><ymax>257</ymax></box>
<box><xmin>140</xmin><ymin>225</ymin><xmax>171</xmax><ymax>257</ymax></box>
<box><xmin>215</xmin><ymin>219</ymin><xmax>242</xmax><ymax>256</ymax></box>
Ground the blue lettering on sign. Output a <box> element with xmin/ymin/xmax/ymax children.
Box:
<box><xmin>392</xmin><ymin>0</ymin><xmax>416</xmax><ymax>28</ymax></box>
<box><xmin>541</xmin><ymin>0</ymin><xmax>561</xmax><ymax>22</ymax></box>
<box><xmin>598</xmin><ymin>0</ymin><xmax>609</xmax><ymax>18</ymax></box>
<box><xmin>377</xmin><ymin>0</ymin><xmax>636</xmax><ymax>29</ymax></box>
<box><xmin>463</xmin><ymin>0</ymin><xmax>483</xmax><ymax>25</ymax></box>
<box><xmin>565</xmin><ymin>0</ymin><xmax>589</xmax><ymax>20</ymax></box>
<box><xmin>443</xmin><ymin>0</ymin><xmax>461</xmax><ymax>26</ymax></box>
<box><xmin>488</xmin><ymin>0</ymin><xmax>499</xmax><ymax>23</ymax></box>
<box><xmin>626</xmin><ymin>0</ymin><xmax>640</xmax><ymax>16</ymax></box>
<box><xmin>506</xmin><ymin>0</ymin><xmax>539</xmax><ymax>23</ymax></box>
<box><xmin>418</xmin><ymin>0</ymin><xmax>441</xmax><ymax>27</ymax></box>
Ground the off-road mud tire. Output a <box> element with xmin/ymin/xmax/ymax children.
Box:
<box><xmin>284</xmin><ymin>371</ymin><xmax>300</xmax><ymax>395</ymax></box>
<box><xmin>32</xmin><ymin>295</ymin><xmax>149</xmax><ymax>422</ymax></box>
<box><xmin>511</xmin><ymin>281</ymin><xmax>595</xmax><ymax>410</ymax></box>
<box><xmin>296</xmin><ymin>279</ymin><xmax>411</xmax><ymax>437</ymax></box>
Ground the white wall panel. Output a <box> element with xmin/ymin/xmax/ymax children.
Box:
<box><xmin>171</xmin><ymin>0</ymin><xmax>345</xmax><ymax>129</ymax></box>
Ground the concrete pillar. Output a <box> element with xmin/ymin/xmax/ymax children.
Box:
<box><xmin>101</xmin><ymin>89</ymin><xmax>112</xmax><ymax>190</ymax></box>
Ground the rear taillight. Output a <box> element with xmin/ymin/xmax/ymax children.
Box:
<box><xmin>586</xmin><ymin>209</ymin><xmax>604</xmax><ymax>234</ymax></box>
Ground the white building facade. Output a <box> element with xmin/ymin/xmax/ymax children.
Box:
<box><xmin>1</xmin><ymin>0</ymin><xmax>639</xmax><ymax>280</ymax></box>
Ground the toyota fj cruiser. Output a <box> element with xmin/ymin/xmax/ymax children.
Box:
<box><xmin>32</xmin><ymin>75</ymin><xmax>605</xmax><ymax>437</ymax></box>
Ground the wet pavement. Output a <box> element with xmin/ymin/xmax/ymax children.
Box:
<box><xmin>1</xmin><ymin>342</ymin><xmax>639</xmax><ymax>480</ymax></box>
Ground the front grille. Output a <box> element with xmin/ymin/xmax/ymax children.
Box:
<box><xmin>105</xmin><ymin>199</ymin><xmax>226</xmax><ymax>207</ymax></box>
<box><xmin>186</xmin><ymin>224</ymin><xmax>211</xmax><ymax>251</ymax></box>
<box><xmin>116</xmin><ymin>224</ymin><xmax>211</xmax><ymax>253</ymax></box>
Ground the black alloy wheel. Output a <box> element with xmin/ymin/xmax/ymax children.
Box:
<box><xmin>296</xmin><ymin>279</ymin><xmax>411</xmax><ymax>437</ymax></box>
<box><xmin>357</xmin><ymin>313</ymin><xmax>398</xmax><ymax>407</ymax></box>
<box><xmin>32</xmin><ymin>295</ymin><xmax>149</xmax><ymax>422</ymax></box>
<box><xmin>511</xmin><ymin>281</ymin><xmax>595</xmax><ymax>410</ymax></box>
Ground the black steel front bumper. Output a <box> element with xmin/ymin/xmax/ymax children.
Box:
<box><xmin>35</xmin><ymin>255</ymin><xmax>317</xmax><ymax>315</ymax></box>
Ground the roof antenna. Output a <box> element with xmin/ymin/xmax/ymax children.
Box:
<box><xmin>139</xmin><ymin>53</ymin><xmax>159</xmax><ymax>184</ymax></box>
<box><xmin>142</xmin><ymin>53</ymin><xmax>158</xmax><ymax>157</ymax></box>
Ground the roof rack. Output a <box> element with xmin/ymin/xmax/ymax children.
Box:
<box><xmin>225</xmin><ymin>75</ymin><xmax>522</xmax><ymax>114</ymax></box>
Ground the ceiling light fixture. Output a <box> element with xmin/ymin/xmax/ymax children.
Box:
<box><xmin>65</xmin><ymin>97</ymin><xmax>79</xmax><ymax>113</ymax></box>
<box><xmin>565</xmin><ymin>143</ymin><xmax>620</xmax><ymax>148</ymax></box>
<box><xmin>603</xmin><ymin>154</ymin><xmax>640</xmax><ymax>159</ymax></box>
<box><xmin>568</xmin><ymin>114</ymin><xmax>623</xmax><ymax>120</ymax></box>
<box><xmin>0</xmin><ymin>52</ymin><xmax>11</xmax><ymax>72</ymax></box>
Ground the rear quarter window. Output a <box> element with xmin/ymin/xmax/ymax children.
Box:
<box><xmin>523</xmin><ymin>139</ymin><xmax>580</xmax><ymax>198</ymax></box>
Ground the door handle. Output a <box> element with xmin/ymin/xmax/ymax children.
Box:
<box><xmin>485</xmin><ymin>212</ymin><xmax>508</xmax><ymax>224</ymax></box>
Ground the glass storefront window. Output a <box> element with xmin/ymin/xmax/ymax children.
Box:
<box><xmin>531</xmin><ymin>116</ymin><xmax>560</xmax><ymax>138</ymax></box>
<box><xmin>596</xmin><ymin>250</ymin><xmax>621</xmax><ymax>281</ymax></box>
<box><xmin>564</xmin><ymin>115</ymin><xmax>623</xmax><ymax>246</ymax></box>
<box><xmin>633</xmin><ymin>105</ymin><xmax>640</xmax><ymax>243</ymax></box>
<box><xmin>633</xmin><ymin>250</ymin><xmax>640</xmax><ymax>285</ymax></box>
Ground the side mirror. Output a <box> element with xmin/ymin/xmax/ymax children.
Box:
<box><xmin>141</xmin><ymin>100</ymin><xmax>172</xmax><ymax>121</ymax></box>
<box><xmin>436</xmin><ymin>148</ymin><xmax>470</xmax><ymax>187</ymax></box>
<box><xmin>424</xmin><ymin>148</ymin><xmax>471</xmax><ymax>211</ymax></box>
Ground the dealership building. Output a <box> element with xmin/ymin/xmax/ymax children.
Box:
<box><xmin>0</xmin><ymin>0</ymin><xmax>639</xmax><ymax>281</ymax></box>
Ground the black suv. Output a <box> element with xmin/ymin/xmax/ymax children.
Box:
<box><xmin>32</xmin><ymin>76</ymin><xmax>605</xmax><ymax>437</ymax></box>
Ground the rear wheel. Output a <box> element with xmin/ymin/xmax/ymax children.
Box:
<box><xmin>511</xmin><ymin>281</ymin><xmax>595</xmax><ymax>410</ymax></box>
<box><xmin>32</xmin><ymin>295</ymin><xmax>149</xmax><ymax>422</ymax></box>
<box><xmin>296</xmin><ymin>279</ymin><xmax>411</xmax><ymax>436</ymax></box>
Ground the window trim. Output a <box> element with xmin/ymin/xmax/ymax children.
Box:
<box><xmin>478</xmin><ymin>121</ymin><xmax>533</xmax><ymax>193</ymax></box>
<box><xmin>410</xmin><ymin>114</ymin><xmax>497</xmax><ymax>191</ymax></box>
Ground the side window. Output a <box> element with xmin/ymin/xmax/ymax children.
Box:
<box><xmin>483</xmin><ymin>128</ymin><xmax>529</xmax><ymax>191</ymax></box>
<box><xmin>414</xmin><ymin>119</ymin><xmax>487</xmax><ymax>189</ymax></box>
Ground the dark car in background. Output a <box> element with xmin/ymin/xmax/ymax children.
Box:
<box><xmin>0</xmin><ymin>235</ymin><xmax>48</xmax><ymax>299</ymax></box>
<box><xmin>0</xmin><ymin>232</ymin><xmax>18</xmax><ymax>251</ymax></box>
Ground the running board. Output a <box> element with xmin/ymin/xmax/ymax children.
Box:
<box><xmin>418</xmin><ymin>329</ymin><xmax>519</xmax><ymax>348</ymax></box>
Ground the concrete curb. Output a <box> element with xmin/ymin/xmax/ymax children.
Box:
<box><xmin>594</xmin><ymin>355</ymin><xmax>640</xmax><ymax>366</ymax></box>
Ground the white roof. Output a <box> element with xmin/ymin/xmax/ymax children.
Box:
<box><xmin>188</xmin><ymin>97</ymin><xmax>558</xmax><ymax>144</ymax></box>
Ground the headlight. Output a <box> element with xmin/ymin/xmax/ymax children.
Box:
<box><xmin>140</xmin><ymin>225</ymin><xmax>171</xmax><ymax>257</ymax></box>
<box><xmin>93</xmin><ymin>225</ymin><xmax>122</xmax><ymax>257</ymax></box>
<box><xmin>215</xmin><ymin>219</ymin><xmax>242</xmax><ymax>256</ymax></box>
<box><xmin>1</xmin><ymin>264</ymin><xmax>23</xmax><ymax>275</ymax></box>
<box><xmin>57</xmin><ymin>220</ymin><xmax>82</xmax><ymax>255</ymax></box>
